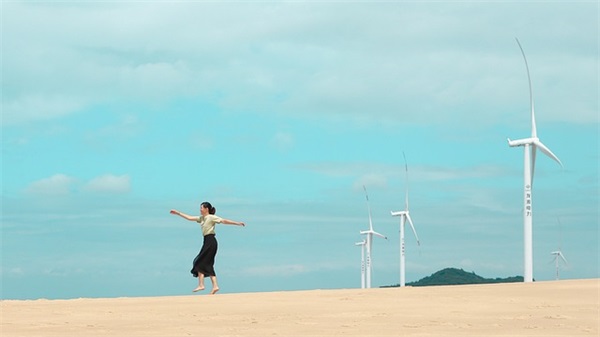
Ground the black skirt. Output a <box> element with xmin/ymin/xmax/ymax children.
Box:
<box><xmin>191</xmin><ymin>234</ymin><xmax>218</xmax><ymax>278</ymax></box>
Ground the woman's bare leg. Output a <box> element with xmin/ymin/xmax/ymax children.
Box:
<box><xmin>209</xmin><ymin>276</ymin><xmax>219</xmax><ymax>294</ymax></box>
<box><xmin>193</xmin><ymin>273</ymin><xmax>205</xmax><ymax>292</ymax></box>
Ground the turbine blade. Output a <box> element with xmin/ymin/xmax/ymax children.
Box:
<box><xmin>403</xmin><ymin>151</ymin><xmax>409</xmax><ymax>210</ymax></box>
<box><xmin>531</xmin><ymin>144</ymin><xmax>537</xmax><ymax>186</ymax></box>
<box><xmin>531</xmin><ymin>106</ymin><xmax>537</xmax><ymax>138</ymax></box>
<box><xmin>515</xmin><ymin>37</ymin><xmax>537</xmax><ymax>138</ymax></box>
<box><xmin>406</xmin><ymin>214</ymin><xmax>421</xmax><ymax>245</ymax></box>
<box><xmin>363</xmin><ymin>185</ymin><xmax>374</xmax><ymax>231</ymax></box>
<box><xmin>372</xmin><ymin>231</ymin><xmax>387</xmax><ymax>240</ymax></box>
<box><xmin>559</xmin><ymin>252</ymin><xmax>568</xmax><ymax>265</ymax></box>
<box><xmin>533</xmin><ymin>139</ymin><xmax>563</xmax><ymax>168</ymax></box>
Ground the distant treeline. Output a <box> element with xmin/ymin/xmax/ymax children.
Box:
<box><xmin>381</xmin><ymin>267</ymin><xmax>524</xmax><ymax>288</ymax></box>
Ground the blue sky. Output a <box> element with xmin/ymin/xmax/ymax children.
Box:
<box><xmin>2</xmin><ymin>1</ymin><xmax>598</xmax><ymax>300</ymax></box>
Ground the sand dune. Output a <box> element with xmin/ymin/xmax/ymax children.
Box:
<box><xmin>1</xmin><ymin>279</ymin><xmax>598</xmax><ymax>336</ymax></box>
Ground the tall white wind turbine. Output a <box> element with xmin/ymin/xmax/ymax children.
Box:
<box><xmin>390</xmin><ymin>152</ymin><xmax>420</xmax><ymax>287</ymax></box>
<box><xmin>508</xmin><ymin>38</ymin><xmax>563</xmax><ymax>283</ymax></box>
<box><xmin>360</xmin><ymin>185</ymin><xmax>387</xmax><ymax>289</ymax></box>
<box><xmin>355</xmin><ymin>240</ymin><xmax>366</xmax><ymax>289</ymax></box>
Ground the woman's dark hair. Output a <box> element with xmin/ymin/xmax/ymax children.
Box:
<box><xmin>201</xmin><ymin>201</ymin><xmax>216</xmax><ymax>215</ymax></box>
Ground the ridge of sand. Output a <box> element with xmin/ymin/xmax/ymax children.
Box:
<box><xmin>1</xmin><ymin>279</ymin><xmax>598</xmax><ymax>336</ymax></box>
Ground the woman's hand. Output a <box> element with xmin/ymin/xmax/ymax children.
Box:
<box><xmin>170</xmin><ymin>209</ymin><xmax>180</xmax><ymax>215</ymax></box>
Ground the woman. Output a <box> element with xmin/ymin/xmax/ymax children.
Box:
<box><xmin>170</xmin><ymin>201</ymin><xmax>245</xmax><ymax>294</ymax></box>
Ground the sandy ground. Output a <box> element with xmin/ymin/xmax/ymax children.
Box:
<box><xmin>1</xmin><ymin>279</ymin><xmax>598</xmax><ymax>336</ymax></box>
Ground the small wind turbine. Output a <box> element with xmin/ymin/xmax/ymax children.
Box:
<box><xmin>390</xmin><ymin>152</ymin><xmax>420</xmax><ymax>287</ymax></box>
<box><xmin>507</xmin><ymin>38</ymin><xmax>563</xmax><ymax>283</ymax></box>
<box><xmin>550</xmin><ymin>216</ymin><xmax>568</xmax><ymax>280</ymax></box>
<box><xmin>355</xmin><ymin>240</ymin><xmax>366</xmax><ymax>289</ymax></box>
<box><xmin>550</xmin><ymin>250</ymin><xmax>568</xmax><ymax>280</ymax></box>
<box><xmin>360</xmin><ymin>185</ymin><xmax>387</xmax><ymax>289</ymax></box>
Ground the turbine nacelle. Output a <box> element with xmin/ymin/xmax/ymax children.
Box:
<box><xmin>507</xmin><ymin>137</ymin><xmax>563</xmax><ymax>167</ymax></box>
<box><xmin>360</xmin><ymin>230</ymin><xmax>387</xmax><ymax>240</ymax></box>
<box><xmin>507</xmin><ymin>137</ymin><xmax>538</xmax><ymax>147</ymax></box>
<box><xmin>551</xmin><ymin>251</ymin><xmax>568</xmax><ymax>264</ymax></box>
<box><xmin>390</xmin><ymin>210</ymin><xmax>408</xmax><ymax>217</ymax></box>
<box><xmin>391</xmin><ymin>210</ymin><xmax>420</xmax><ymax>246</ymax></box>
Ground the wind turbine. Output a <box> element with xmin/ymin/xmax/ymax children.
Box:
<box><xmin>550</xmin><ymin>250</ymin><xmax>568</xmax><ymax>280</ymax></box>
<box><xmin>507</xmin><ymin>38</ymin><xmax>563</xmax><ymax>283</ymax></box>
<box><xmin>360</xmin><ymin>185</ymin><xmax>387</xmax><ymax>289</ymax></box>
<box><xmin>355</xmin><ymin>240</ymin><xmax>366</xmax><ymax>289</ymax></box>
<box><xmin>550</xmin><ymin>216</ymin><xmax>568</xmax><ymax>280</ymax></box>
<box><xmin>390</xmin><ymin>152</ymin><xmax>420</xmax><ymax>287</ymax></box>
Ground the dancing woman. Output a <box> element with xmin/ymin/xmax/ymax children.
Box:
<box><xmin>170</xmin><ymin>201</ymin><xmax>245</xmax><ymax>294</ymax></box>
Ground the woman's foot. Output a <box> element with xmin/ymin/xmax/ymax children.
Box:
<box><xmin>209</xmin><ymin>287</ymin><xmax>220</xmax><ymax>295</ymax></box>
<box><xmin>192</xmin><ymin>286</ymin><xmax>205</xmax><ymax>292</ymax></box>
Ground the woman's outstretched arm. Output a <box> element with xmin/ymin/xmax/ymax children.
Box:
<box><xmin>170</xmin><ymin>209</ymin><xmax>198</xmax><ymax>221</ymax></box>
<box><xmin>220</xmin><ymin>218</ymin><xmax>245</xmax><ymax>227</ymax></box>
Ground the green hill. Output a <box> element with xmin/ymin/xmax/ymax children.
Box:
<box><xmin>382</xmin><ymin>268</ymin><xmax>524</xmax><ymax>287</ymax></box>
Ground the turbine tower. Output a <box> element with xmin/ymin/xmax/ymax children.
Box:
<box><xmin>355</xmin><ymin>240</ymin><xmax>366</xmax><ymax>289</ymax></box>
<box><xmin>360</xmin><ymin>185</ymin><xmax>387</xmax><ymax>289</ymax></box>
<box><xmin>507</xmin><ymin>38</ymin><xmax>563</xmax><ymax>283</ymax></box>
<box><xmin>390</xmin><ymin>152</ymin><xmax>420</xmax><ymax>287</ymax></box>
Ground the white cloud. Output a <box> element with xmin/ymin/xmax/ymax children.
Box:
<box><xmin>23</xmin><ymin>174</ymin><xmax>131</xmax><ymax>196</ymax></box>
<box><xmin>117</xmin><ymin>61</ymin><xmax>193</xmax><ymax>100</ymax></box>
<box><xmin>241</xmin><ymin>264</ymin><xmax>308</xmax><ymax>277</ymax></box>
<box><xmin>294</xmin><ymin>162</ymin><xmax>394</xmax><ymax>178</ymax></box>
<box><xmin>3</xmin><ymin>2</ymin><xmax>596</xmax><ymax>128</ymax></box>
<box><xmin>3</xmin><ymin>95</ymin><xmax>86</xmax><ymax>126</ymax></box>
<box><xmin>25</xmin><ymin>174</ymin><xmax>78</xmax><ymax>196</ymax></box>
<box><xmin>295</xmin><ymin>162</ymin><xmax>510</xmax><ymax>183</ymax></box>
<box><xmin>272</xmin><ymin>131</ymin><xmax>294</xmax><ymax>152</ymax></box>
<box><xmin>2</xmin><ymin>267</ymin><xmax>25</xmax><ymax>277</ymax></box>
<box><xmin>189</xmin><ymin>133</ymin><xmax>214</xmax><ymax>150</ymax></box>
<box><xmin>84</xmin><ymin>115</ymin><xmax>143</xmax><ymax>150</ymax></box>
<box><xmin>84</xmin><ymin>174</ymin><xmax>131</xmax><ymax>194</ymax></box>
<box><xmin>353</xmin><ymin>174</ymin><xmax>388</xmax><ymax>191</ymax></box>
